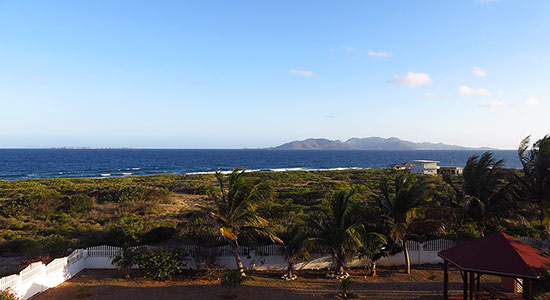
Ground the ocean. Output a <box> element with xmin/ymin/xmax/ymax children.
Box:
<box><xmin>0</xmin><ymin>149</ymin><xmax>521</xmax><ymax>181</ymax></box>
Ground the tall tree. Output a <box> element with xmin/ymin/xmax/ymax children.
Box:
<box><xmin>518</xmin><ymin>135</ymin><xmax>550</xmax><ymax>238</ymax></box>
<box><xmin>376</xmin><ymin>174</ymin><xmax>430</xmax><ymax>274</ymax></box>
<box><xmin>279</xmin><ymin>227</ymin><xmax>310</xmax><ymax>280</ymax></box>
<box><xmin>206</xmin><ymin>168</ymin><xmax>281</xmax><ymax>275</ymax></box>
<box><xmin>444</xmin><ymin>152</ymin><xmax>521</xmax><ymax>237</ymax></box>
<box><xmin>308</xmin><ymin>189</ymin><xmax>384</xmax><ymax>277</ymax></box>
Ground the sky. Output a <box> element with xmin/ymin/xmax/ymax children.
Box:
<box><xmin>1</xmin><ymin>0</ymin><xmax>549</xmax><ymax>149</ymax></box>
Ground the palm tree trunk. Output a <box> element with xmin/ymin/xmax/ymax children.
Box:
<box><xmin>402</xmin><ymin>240</ymin><xmax>411</xmax><ymax>274</ymax></box>
<box><xmin>372</xmin><ymin>261</ymin><xmax>377</xmax><ymax>277</ymax></box>
<box><xmin>335</xmin><ymin>252</ymin><xmax>345</xmax><ymax>276</ymax></box>
<box><xmin>287</xmin><ymin>261</ymin><xmax>294</xmax><ymax>278</ymax></box>
<box><xmin>230</xmin><ymin>239</ymin><xmax>246</xmax><ymax>275</ymax></box>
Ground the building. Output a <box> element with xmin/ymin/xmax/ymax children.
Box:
<box><xmin>438</xmin><ymin>166</ymin><xmax>463</xmax><ymax>176</ymax></box>
<box><xmin>409</xmin><ymin>160</ymin><xmax>440</xmax><ymax>175</ymax></box>
<box><xmin>393</xmin><ymin>164</ymin><xmax>407</xmax><ymax>170</ymax></box>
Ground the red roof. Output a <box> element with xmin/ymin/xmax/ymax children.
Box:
<box><xmin>438</xmin><ymin>232</ymin><xmax>550</xmax><ymax>278</ymax></box>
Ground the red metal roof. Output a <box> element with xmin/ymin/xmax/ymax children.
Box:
<box><xmin>438</xmin><ymin>232</ymin><xmax>550</xmax><ymax>278</ymax></box>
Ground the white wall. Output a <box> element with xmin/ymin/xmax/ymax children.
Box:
<box><xmin>1</xmin><ymin>237</ymin><xmax>545</xmax><ymax>300</ymax></box>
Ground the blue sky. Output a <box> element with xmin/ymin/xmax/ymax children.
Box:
<box><xmin>1</xmin><ymin>0</ymin><xmax>548</xmax><ymax>149</ymax></box>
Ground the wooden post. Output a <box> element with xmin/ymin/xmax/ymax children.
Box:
<box><xmin>444</xmin><ymin>260</ymin><xmax>449</xmax><ymax>299</ymax></box>
<box><xmin>469</xmin><ymin>272</ymin><xmax>475</xmax><ymax>300</ymax></box>
<box><xmin>523</xmin><ymin>279</ymin><xmax>532</xmax><ymax>300</ymax></box>
<box><xmin>476</xmin><ymin>273</ymin><xmax>480</xmax><ymax>291</ymax></box>
<box><xmin>462</xmin><ymin>270</ymin><xmax>468</xmax><ymax>300</ymax></box>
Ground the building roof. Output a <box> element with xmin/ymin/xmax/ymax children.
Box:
<box><xmin>438</xmin><ymin>232</ymin><xmax>550</xmax><ymax>279</ymax></box>
<box><xmin>411</xmin><ymin>160</ymin><xmax>440</xmax><ymax>163</ymax></box>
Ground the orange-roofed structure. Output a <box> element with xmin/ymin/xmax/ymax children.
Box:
<box><xmin>438</xmin><ymin>232</ymin><xmax>550</xmax><ymax>300</ymax></box>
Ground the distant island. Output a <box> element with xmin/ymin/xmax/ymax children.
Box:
<box><xmin>53</xmin><ymin>147</ymin><xmax>133</xmax><ymax>149</ymax></box>
<box><xmin>270</xmin><ymin>137</ymin><xmax>496</xmax><ymax>151</ymax></box>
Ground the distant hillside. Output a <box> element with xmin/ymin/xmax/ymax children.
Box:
<box><xmin>271</xmin><ymin>137</ymin><xmax>495</xmax><ymax>150</ymax></box>
<box><xmin>273</xmin><ymin>138</ymin><xmax>358</xmax><ymax>150</ymax></box>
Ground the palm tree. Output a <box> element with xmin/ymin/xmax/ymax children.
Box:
<box><xmin>309</xmin><ymin>189</ymin><xmax>383</xmax><ymax>277</ymax></box>
<box><xmin>206</xmin><ymin>168</ymin><xmax>282</xmax><ymax>275</ymax></box>
<box><xmin>111</xmin><ymin>243</ymin><xmax>137</xmax><ymax>279</ymax></box>
<box><xmin>279</xmin><ymin>227</ymin><xmax>310</xmax><ymax>280</ymax></box>
<box><xmin>517</xmin><ymin>135</ymin><xmax>550</xmax><ymax>238</ymax></box>
<box><xmin>444</xmin><ymin>152</ymin><xmax>521</xmax><ymax>237</ymax></box>
<box><xmin>376</xmin><ymin>174</ymin><xmax>430</xmax><ymax>274</ymax></box>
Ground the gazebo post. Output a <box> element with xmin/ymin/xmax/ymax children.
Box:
<box><xmin>523</xmin><ymin>278</ymin><xmax>532</xmax><ymax>300</ymax></box>
<box><xmin>462</xmin><ymin>270</ymin><xmax>468</xmax><ymax>300</ymax></box>
<box><xmin>476</xmin><ymin>273</ymin><xmax>480</xmax><ymax>291</ymax></box>
<box><xmin>443</xmin><ymin>260</ymin><xmax>449</xmax><ymax>299</ymax></box>
<box><xmin>469</xmin><ymin>272</ymin><xmax>475</xmax><ymax>300</ymax></box>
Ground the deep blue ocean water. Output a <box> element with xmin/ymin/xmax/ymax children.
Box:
<box><xmin>0</xmin><ymin>149</ymin><xmax>521</xmax><ymax>180</ymax></box>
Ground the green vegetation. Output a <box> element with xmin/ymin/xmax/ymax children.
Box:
<box><xmin>376</xmin><ymin>174</ymin><xmax>431</xmax><ymax>274</ymax></box>
<box><xmin>220</xmin><ymin>269</ymin><xmax>248</xmax><ymax>298</ymax></box>
<box><xmin>204</xmin><ymin>168</ymin><xmax>281</xmax><ymax>275</ymax></box>
<box><xmin>136</xmin><ymin>248</ymin><xmax>188</xmax><ymax>281</ymax></box>
<box><xmin>339</xmin><ymin>277</ymin><xmax>353</xmax><ymax>298</ymax></box>
<box><xmin>111</xmin><ymin>243</ymin><xmax>138</xmax><ymax>279</ymax></box>
<box><xmin>1</xmin><ymin>134</ymin><xmax>550</xmax><ymax>281</ymax></box>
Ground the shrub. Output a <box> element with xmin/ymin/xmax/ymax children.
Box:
<box><xmin>111</xmin><ymin>243</ymin><xmax>137</xmax><ymax>279</ymax></box>
<box><xmin>340</xmin><ymin>277</ymin><xmax>353</xmax><ymax>298</ymax></box>
<box><xmin>117</xmin><ymin>213</ymin><xmax>144</xmax><ymax>240</ymax></box>
<box><xmin>0</xmin><ymin>288</ymin><xmax>20</xmax><ymax>300</ymax></box>
<box><xmin>0</xmin><ymin>199</ymin><xmax>29</xmax><ymax>217</ymax></box>
<box><xmin>67</xmin><ymin>194</ymin><xmax>94</xmax><ymax>214</ymax></box>
<box><xmin>141</xmin><ymin>226</ymin><xmax>177</xmax><ymax>245</ymax></box>
<box><xmin>136</xmin><ymin>248</ymin><xmax>188</xmax><ymax>280</ymax></box>
<box><xmin>220</xmin><ymin>269</ymin><xmax>248</xmax><ymax>298</ymax></box>
<box><xmin>534</xmin><ymin>293</ymin><xmax>550</xmax><ymax>300</ymax></box>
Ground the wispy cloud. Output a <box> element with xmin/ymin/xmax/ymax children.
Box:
<box><xmin>289</xmin><ymin>69</ymin><xmax>318</xmax><ymax>77</ymax></box>
<box><xmin>367</xmin><ymin>50</ymin><xmax>392</xmax><ymax>57</ymax></box>
<box><xmin>472</xmin><ymin>66</ymin><xmax>487</xmax><ymax>77</ymax></box>
<box><xmin>458</xmin><ymin>85</ymin><xmax>490</xmax><ymax>98</ymax></box>
<box><xmin>344</xmin><ymin>47</ymin><xmax>392</xmax><ymax>57</ymax></box>
<box><xmin>525</xmin><ymin>97</ymin><xmax>540</xmax><ymax>107</ymax></box>
<box><xmin>392</xmin><ymin>72</ymin><xmax>432</xmax><ymax>87</ymax></box>
<box><xmin>30</xmin><ymin>75</ymin><xmax>42</xmax><ymax>81</ymax></box>
<box><xmin>425</xmin><ymin>92</ymin><xmax>437</xmax><ymax>99</ymax></box>
<box><xmin>479</xmin><ymin>101</ymin><xmax>505</xmax><ymax>109</ymax></box>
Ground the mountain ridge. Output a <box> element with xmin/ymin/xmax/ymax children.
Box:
<box><xmin>271</xmin><ymin>137</ymin><xmax>496</xmax><ymax>150</ymax></box>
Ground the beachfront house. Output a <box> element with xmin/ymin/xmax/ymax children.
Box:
<box><xmin>410</xmin><ymin>160</ymin><xmax>439</xmax><ymax>175</ymax></box>
<box><xmin>438</xmin><ymin>166</ymin><xmax>463</xmax><ymax>176</ymax></box>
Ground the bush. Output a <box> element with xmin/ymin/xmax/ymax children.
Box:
<box><xmin>0</xmin><ymin>287</ymin><xmax>20</xmax><ymax>300</ymax></box>
<box><xmin>220</xmin><ymin>269</ymin><xmax>248</xmax><ymax>297</ymax></box>
<box><xmin>111</xmin><ymin>243</ymin><xmax>137</xmax><ymax>279</ymax></box>
<box><xmin>67</xmin><ymin>194</ymin><xmax>93</xmax><ymax>214</ymax></box>
<box><xmin>141</xmin><ymin>226</ymin><xmax>177</xmax><ymax>245</ymax></box>
<box><xmin>136</xmin><ymin>248</ymin><xmax>188</xmax><ymax>280</ymax></box>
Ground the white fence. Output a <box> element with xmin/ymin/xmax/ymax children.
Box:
<box><xmin>1</xmin><ymin>237</ymin><xmax>546</xmax><ymax>300</ymax></box>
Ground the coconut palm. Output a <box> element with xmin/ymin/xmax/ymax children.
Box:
<box><xmin>207</xmin><ymin>168</ymin><xmax>281</xmax><ymax>275</ymax></box>
<box><xmin>517</xmin><ymin>135</ymin><xmax>550</xmax><ymax>238</ymax></box>
<box><xmin>444</xmin><ymin>152</ymin><xmax>521</xmax><ymax>237</ymax></box>
<box><xmin>309</xmin><ymin>189</ymin><xmax>383</xmax><ymax>277</ymax></box>
<box><xmin>279</xmin><ymin>227</ymin><xmax>310</xmax><ymax>280</ymax></box>
<box><xmin>376</xmin><ymin>174</ymin><xmax>430</xmax><ymax>274</ymax></box>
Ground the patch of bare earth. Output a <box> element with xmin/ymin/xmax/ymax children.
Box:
<box><xmin>31</xmin><ymin>265</ymin><xmax>500</xmax><ymax>300</ymax></box>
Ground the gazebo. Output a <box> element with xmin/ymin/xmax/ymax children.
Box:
<box><xmin>438</xmin><ymin>232</ymin><xmax>550</xmax><ymax>300</ymax></box>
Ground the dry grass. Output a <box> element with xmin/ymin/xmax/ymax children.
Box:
<box><xmin>32</xmin><ymin>265</ymin><xmax>501</xmax><ymax>300</ymax></box>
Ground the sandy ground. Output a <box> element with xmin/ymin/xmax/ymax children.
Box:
<box><xmin>31</xmin><ymin>265</ymin><xmax>500</xmax><ymax>300</ymax></box>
